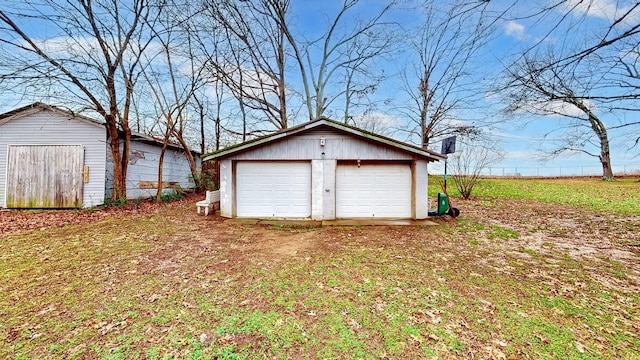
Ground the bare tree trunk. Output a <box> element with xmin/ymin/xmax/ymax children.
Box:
<box><xmin>572</xmin><ymin>99</ymin><xmax>615</xmax><ymax>180</ymax></box>
<box><xmin>601</xmin><ymin>145</ymin><xmax>614</xmax><ymax>180</ymax></box>
<box><xmin>420</xmin><ymin>75</ymin><xmax>432</xmax><ymax>149</ymax></box>
<box><xmin>120</xmin><ymin>128</ymin><xmax>131</xmax><ymax>200</ymax></box>
<box><xmin>504</xmin><ymin>52</ymin><xmax>618</xmax><ymax>181</ymax></box>
<box><xmin>215</xmin><ymin>117</ymin><xmax>221</xmax><ymax>150</ymax></box>
<box><xmin>156</xmin><ymin>142</ymin><xmax>168</xmax><ymax>203</ymax></box>
<box><xmin>197</xmin><ymin>99</ymin><xmax>206</xmax><ymax>154</ymax></box>
<box><xmin>171</xmin><ymin>132</ymin><xmax>199</xmax><ymax>185</ymax></box>
<box><xmin>106</xmin><ymin>123</ymin><xmax>125</xmax><ymax>199</ymax></box>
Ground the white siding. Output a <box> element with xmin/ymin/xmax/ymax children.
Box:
<box><xmin>0</xmin><ymin>110</ymin><xmax>106</xmax><ymax>208</ymax></box>
<box><xmin>219</xmin><ymin>159</ymin><xmax>233</xmax><ymax>217</ymax></box>
<box><xmin>105</xmin><ymin>139</ymin><xmax>200</xmax><ymax>199</ymax></box>
<box><xmin>414</xmin><ymin>159</ymin><xmax>429</xmax><ymax>219</ymax></box>
<box><xmin>229</xmin><ymin>128</ymin><xmax>412</xmax><ymax>161</ymax></box>
<box><xmin>311</xmin><ymin>160</ymin><xmax>324</xmax><ymax>220</ymax></box>
<box><xmin>319</xmin><ymin>159</ymin><xmax>336</xmax><ymax>220</ymax></box>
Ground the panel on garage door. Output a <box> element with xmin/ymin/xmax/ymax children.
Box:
<box><xmin>6</xmin><ymin>145</ymin><xmax>84</xmax><ymax>208</ymax></box>
<box><xmin>336</xmin><ymin>163</ymin><xmax>412</xmax><ymax>218</ymax></box>
<box><xmin>236</xmin><ymin>161</ymin><xmax>311</xmax><ymax>218</ymax></box>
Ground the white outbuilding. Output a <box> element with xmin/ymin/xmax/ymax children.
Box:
<box><xmin>0</xmin><ymin>102</ymin><xmax>200</xmax><ymax>208</ymax></box>
<box><xmin>203</xmin><ymin>118</ymin><xmax>445</xmax><ymax>220</ymax></box>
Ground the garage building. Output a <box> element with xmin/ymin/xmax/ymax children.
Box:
<box><xmin>203</xmin><ymin>118</ymin><xmax>445</xmax><ymax>220</ymax></box>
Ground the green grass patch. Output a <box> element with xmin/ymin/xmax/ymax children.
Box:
<box><xmin>428</xmin><ymin>176</ymin><xmax>640</xmax><ymax>215</ymax></box>
<box><xmin>444</xmin><ymin>177</ymin><xmax>640</xmax><ymax>215</ymax></box>
<box><xmin>1</xmin><ymin>192</ymin><xmax>639</xmax><ymax>359</ymax></box>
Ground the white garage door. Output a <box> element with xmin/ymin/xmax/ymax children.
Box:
<box><xmin>236</xmin><ymin>161</ymin><xmax>311</xmax><ymax>218</ymax></box>
<box><xmin>336</xmin><ymin>163</ymin><xmax>412</xmax><ymax>218</ymax></box>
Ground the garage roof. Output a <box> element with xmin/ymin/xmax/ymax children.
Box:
<box><xmin>203</xmin><ymin>117</ymin><xmax>446</xmax><ymax>162</ymax></box>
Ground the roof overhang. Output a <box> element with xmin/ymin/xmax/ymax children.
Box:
<box><xmin>203</xmin><ymin>117</ymin><xmax>446</xmax><ymax>162</ymax></box>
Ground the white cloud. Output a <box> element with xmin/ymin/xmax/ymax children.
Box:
<box><xmin>534</xmin><ymin>99</ymin><xmax>597</xmax><ymax>118</ymax></box>
<box><xmin>561</xmin><ymin>0</ymin><xmax>640</xmax><ymax>24</ymax></box>
<box><xmin>504</xmin><ymin>21</ymin><xmax>527</xmax><ymax>40</ymax></box>
<box><xmin>350</xmin><ymin>112</ymin><xmax>402</xmax><ymax>135</ymax></box>
<box><xmin>29</xmin><ymin>36</ymin><xmax>101</xmax><ymax>57</ymax></box>
<box><xmin>486</xmin><ymin>129</ymin><xmax>533</xmax><ymax>141</ymax></box>
<box><xmin>509</xmin><ymin>95</ymin><xmax>598</xmax><ymax>119</ymax></box>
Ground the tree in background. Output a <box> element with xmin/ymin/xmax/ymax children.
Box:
<box><xmin>141</xmin><ymin>4</ymin><xmax>209</xmax><ymax>201</ymax></box>
<box><xmin>505</xmin><ymin>1</ymin><xmax>640</xmax><ymax>154</ymax></box>
<box><xmin>449</xmin><ymin>135</ymin><xmax>505</xmax><ymax>199</ymax></box>
<box><xmin>400</xmin><ymin>0</ymin><xmax>500</xmax><ymax>148</ymax></box>
<box><xmin>203</xmin><ymin>0</ymin><xmax>291</xmax><ymax>130</ymax></box>
<box><xmin>517</xmin><ymin>1</ymin><xmax>639</xmax><ymax>74</ymax></box>
<box><xmin>0</xmin><ymin>0</ymin><xmax>161</xmax><ymax>201</ymax></box>
<box><xmin>295</xmin><ymin>0</ymin><xmax>398</xmax><ymax>121</ymax></box>
<box><xmin>201</xmin><ymin>0</ymin><xmax>397</xmax><ymax>133</ymax></box>
<box><xmin>503</xmin><ymin>52</ymin><xmax>616</xmax><ymax>180</ymax></box>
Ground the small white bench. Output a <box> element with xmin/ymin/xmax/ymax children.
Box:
<box><xmin>196</xmin><ymin>190</ymin><xmax>220</xmax><ymax>216</ymax></box>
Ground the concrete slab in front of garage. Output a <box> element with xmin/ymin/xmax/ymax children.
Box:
<box><xmin>321</xmin><ymin>219</ymin><xmax>438</xmax><ymax>226</ymax></box>
<box><xmin>224</xmin><ymin>218</ymin><xmax>438</xmax><ymax>226</ymax></box>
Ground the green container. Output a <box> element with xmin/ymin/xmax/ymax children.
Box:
<box><xmin>437</xmin><ymin>193</ymin><xmax>450</xmax><ymax>216</ymax></box>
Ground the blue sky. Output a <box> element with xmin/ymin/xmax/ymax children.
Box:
<box><xmin>294</xmin><ymin>0</ymin><xmax>640</xmax><ymax>175</ymax></box>
<box><xmin>481</xmin><ymin>0</ymin><xmax>640</xmax><ymax>176</ymax></box>
<box><xmin>1</xmin><ymin>0</ymin><xmax>638</xmax><ymax>176</ymax></box>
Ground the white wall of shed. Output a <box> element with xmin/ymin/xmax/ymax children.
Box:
<box><xmin>322</xmin><ymin>160</ymin><xmax>336</xmax><ymax>220</ymax></box>
<box><xmin>0</xmin><ymin>110</ymin><xmax>106</xmax><ymax>208</ymax></box>
<box><xmin>415</xmin><ymin>159</ymin><xmax>429</xmax><ymax>219</ymax></box>
<box><xmin>225</xmin><ymin>128</ymin><xmax>413</xmax><ymax>161</ymax></box>
<box><xmin>219</xmin><ymin>159</ymin><xmax>233</xmax><ymax>217</ymax></box>
<box><xmin>311</xmin><ymin>160</ymin><xmax>323</xmax><ymax>220</ymax></box>
<box><xmin>105</xmin><ymin>140</ymin><xmax>200</xmax><ymax>199</ymax></box>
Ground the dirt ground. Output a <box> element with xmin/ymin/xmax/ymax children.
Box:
<box><xmin>2</xmin><ymin>194</ymin><xmax>638</xmax><ymax>283</ymax></box>
<box><xmin>460</xmin><ymin>198</ymin><xmax>640</xmax><ymax>293</ymax></box>
<box><xmin>2</xmin><ymin>193</ymin><xmax>639</xmax><ymax>358</ymax></box>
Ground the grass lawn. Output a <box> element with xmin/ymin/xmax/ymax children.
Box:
<box><xmin>1</xmin><ymin>177</ymin><xmax>639</xmax><ymax>359</ymax></box>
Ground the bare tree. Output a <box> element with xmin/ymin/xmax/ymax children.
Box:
<box><xmin>449</xmin><ymin>135</ymin><xmax>504</xmax><ymax>199</ymax></box>
<box><xmin>341</xmin><ymin>54</ymin><xmax>387</xmax><ymax>125</ymax></box>
<box><xmin>507</xmin><ymin>2</ymin><xmax>640</xmax><ymax>115</ymax></box>
<box><xmin>504</xmin><ymin>53</ymin><xmax>616</xmax><ymax>180</ymax></box>
<box><xmin>201</xmin><ymin>0</ymin><xmax>398</xmax><ymax>135</ymax></box>
<box><xmin>517</xmin><ymin>1</ymin><xmax>640</xmax><ymax>72</ymax></box>
<box><xmin>0</xmin><ymin>0</ymin><xmax>160</xmax><ymax>201</ymax></box>
<box><xmin>142</xmin><ymin>9</ymin><xmax>209</xmax><ymax>201</ymax></box>
<box><xmin>296</xmin><ymin>0</ymin><xmax>397</xmax><ymax>120</ymax></box>
<box><xmin>613</xmin><ymin>44</ymin><xmax>640</xmax><ymax>147</ymax></box>
<box><xmin>202</xmin><ymin>0</ymin><xmax>290</xmax><ymax>130</ymax></box>
<box><xmin>400</xmin><ymin>0</ymin><xmax>499</xmax><ymax>148</ymax></box>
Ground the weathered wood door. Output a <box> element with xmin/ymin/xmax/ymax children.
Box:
<box><xmin>6</xmin><ymin>145</ymin><xmax>84</xmax><ymax>208</ymax></box>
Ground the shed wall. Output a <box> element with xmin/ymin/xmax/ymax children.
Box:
<box><xmin>105</xmin><ymin>140</ymin><xmax>200</xmax><ymax>199</ymax></box>
<box><xmin>219</xmin><ymin>159</ymin><xmax>233</xmax><ymax>217</ymax></box>
<box><xmin>414</xmin><ymin>159</ymin><xmax>429</xmax><ymax>219</ymax></box>
<box><xmin>0</xmin><ymin>110</ymin><xmax>106</xmax><ymax>208</ymax></box>
<box><xmin>229</xmin><ymin>128</ymin><xmax>413</xmax><ymax>161</ymax></box>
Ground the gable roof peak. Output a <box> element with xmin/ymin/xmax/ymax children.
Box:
<box><xmin>203</xmin><ymin>116</ymin><xmax>446</xmax><ymax>162</ymax></box>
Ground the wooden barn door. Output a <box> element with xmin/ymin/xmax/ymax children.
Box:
<box><xmin>6</xmin><ymin>145</ymin><xmax>84</xmax><ymax>208</ymax></box>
